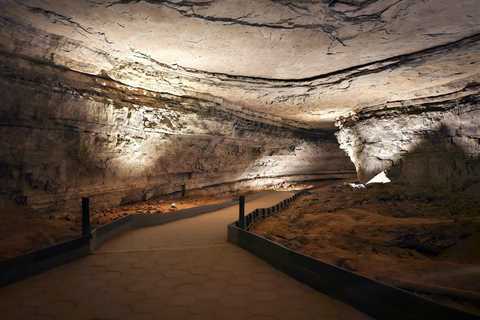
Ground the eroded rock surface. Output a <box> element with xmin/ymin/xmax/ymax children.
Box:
<box><xmin>336</xmin><ymin>85</ymin><xmax>480</xmax><ymax>189</ymax></box>
<box><xmin>0</xmin><ymin>0</ymin><xmax>479</xmax><ymax>209</ymax></box>
<box><xmin>0</xmin><ymin>53</ymin><xmax>353</xmax><ymax>213</ymax></box>
<box><xmin>0</xmin><ymin>0</ymin><xmax>478</xmax><ymax>127</ymax></box>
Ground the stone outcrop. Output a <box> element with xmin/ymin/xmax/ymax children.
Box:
<box><xmin>0</xmin><ymin>53</ymin><xmax>353</xmax><ymax>214</ymax></box>
<box><xmin>336</xmin><ymin>84</ymin><xmax>480</xmax><ymax>190</ymax></box>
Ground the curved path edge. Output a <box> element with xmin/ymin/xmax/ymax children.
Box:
<box><xmin>0</xmin><ymin>190</ymin><xmax>373</xmax><ymax>320</ymax></box>
<box><xmin>0</xmin><ymin>192</ymin><xmax>268</xmax><ymax>287</ymax></box>
<box><xmin>227</xmin><ymin>194</ymin><xmax>478</xmax><ymax>320</ymax></box>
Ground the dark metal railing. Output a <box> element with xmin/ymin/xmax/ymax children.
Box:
<box><xmin>237</xmin><ymin>191</ymin><xmax>305</xmax><ymax>230</ymax></box>
<box><xmin>81</xmin><ymin>197</ymin><xmax>91</xmax><ymax>238</ymax></box>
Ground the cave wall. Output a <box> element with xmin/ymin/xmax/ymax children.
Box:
<box><xmin>336</xmin><ymin>86</ymin><xmax>480</xmax><ymax>191</ymax></box>
<box><xmin>0</xmin><ymin>53</ymin><xmax>354</xmax><ymax>214</ymax></box>
<box><xmin>1</xmin><ymin>0</ymin><xmax>477</xmax><ymax>211</ymax></box>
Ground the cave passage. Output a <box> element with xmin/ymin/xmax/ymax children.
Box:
<box><xmin>0</xmin><ymin>0</ymin><xmax>479</xmax><ymax>319</ymax></box>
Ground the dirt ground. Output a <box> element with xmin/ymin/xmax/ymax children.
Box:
<box><xmin>0</xmin><ymin>203</ymin><xmax>80</xmax><ymax>260</ymax></box>
<box><xmin>0</xmin><ymin>193</ymin><xmax>234</xmax><ymax>260</ymax></box>
<box><xmin>90</xmin><ymin>193</ymin><xmax>234</xmax><ymax>227</ymax></box>
<box><xmin>252</xmin><ymin>181</ymin><xmax>480</xmax><ymax>315</ymax></box>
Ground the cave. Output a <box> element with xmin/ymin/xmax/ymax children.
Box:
<box><xmin>0</xmin><ymin>0</ymin><xmax>479</xmax><ymax>319</ymax></box>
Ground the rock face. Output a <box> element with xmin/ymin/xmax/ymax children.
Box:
<box><xmin>0</xmin><ymin>53</ymin><xmax>354</xmax><ymax>213</ymax></box>
<box><xmin>0</xmin><ymin>0</ymin><xmax>478</xmax><ymax>127</ymax></box>
<box><xmin>0</xmin><ymin>0</ymin><xmax>479</xmax><ymax>210</ymax></box>
<box><xmin>336</xmin><ymin>85</ymin><xmax>480</xmax><ymax>190</ymax></box>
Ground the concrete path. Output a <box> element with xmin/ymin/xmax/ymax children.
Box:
<box><xmin>0</xmin><ymin>192</ymin><xmax>371</xmax><ymax>320</ymax></box>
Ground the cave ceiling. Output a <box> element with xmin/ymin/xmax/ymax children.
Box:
<box><xmin>1</xmin><ymin>0</ymin><xmax>479</xmax><ymax>129</ymax></box>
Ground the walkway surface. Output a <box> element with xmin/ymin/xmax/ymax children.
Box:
<box><xmin>0</xmin><ymin>192</ymin><xmax>371</xmax><ymax>320</ymax></box>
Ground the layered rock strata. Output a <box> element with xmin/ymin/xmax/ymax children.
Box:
<box><xmin>0</xmin><ymin>53</ymin><xmax>354</xmax><ymax>214</ymax></box>
<box><xmin>1</xmin><ymin>0</ymin><xmax>478</xmax><ymax>127</ymax></box>
<box><xmin>336</xmin><ymin>84</ymin><xmax>480</xmax><ymax>190</ymax></box>
<box><xmin>0</xmin><ymin>0</ymin><xmax>479</xmax><ymax>210</ymax></box>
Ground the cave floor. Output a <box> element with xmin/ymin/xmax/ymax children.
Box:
<box><xmin>0</xmin><ymin>191</ymin><xmax>370</xmax><ymax>320</ymax></box>
<box><xmin>252</xmin><ymin>182</ymin><xmax>480</xmax><ymax>315</ymax></box>
<box><xmin>0</xmin><ymin>194</ymin><xmax>235</xmax><ymax>260</ymax></box>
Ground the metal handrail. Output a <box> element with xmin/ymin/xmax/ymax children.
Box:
<box><xmin>237</xmin><ymin>191</ymin><xmax>305</xmax><ymax>230</ymax></box>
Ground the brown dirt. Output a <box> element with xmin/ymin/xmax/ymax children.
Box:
<box><xmin>0</xmin><ymin>202</ymin><xmax>80</xmax><ymax>260</ymax></box>
<box><xmin>252</xmin><ymin>181</ymin><xmax>480</xmax><ymax>315</ymax></box>
<box><xmin>90</xmin><ymin>193</ymin><xmax>235</xmax><ymax>228</ymax></box>
<box><xmin>0</xmin><ymin>193</ymin><xmax>234</xmax><ymax>260</ymax></box>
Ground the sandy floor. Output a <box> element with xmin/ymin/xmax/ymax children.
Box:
<box><xmin>0</xmin><ymin>193</ymin><xmax>235</xmax><ymax>260</ymax></box>
<box><xmin>0</xmin><ymin>182</ymin><xmax>313</xmax><ymax>260</ymax></box>
<box><xmin>252</xmin><ymin>181</ymin><xmax>480</xmax><ymax>315</ymax></box>
<box><xmin>91</xmin><ymin>194</ymin><xmax>234</xmax><ymax>227</ymax></box>
<box><xmin>0</xmin><ymin>203</ymin><xmax>80</xmax><ymax>259</ymax></box>
<box><xmin>0</xmin><ymin>191</ymin><xmax>370</xmax><ymax>320</ymax></box>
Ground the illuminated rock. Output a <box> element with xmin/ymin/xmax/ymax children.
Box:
<box><xmin>336</xmin><ymin>86</ymin><xmax>480</xmax><ymax>190</ymax></box>
<box><xmin>0</xmin><ymin>54</ymin><xmax>354</xmax><ymax>213</ymax></box>
<box><xmin>0</xmin><ymin>0</ymin><xmax>478</xmax><ymax>128</ymax></box>
<box><xmin>0</xmin><ymin>0</ymin><xmax>478</xmax><ymax>210</ymax></box>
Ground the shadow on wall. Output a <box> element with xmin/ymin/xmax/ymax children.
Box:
<box><xmin>387</xmin><ymin>124</ymin><xmax>480</xmax><ymax>192</ymax></box>
<box><xmin>0</xmin><ymin>55</ymin><xmax>354</xmax><ymax>215</ymax></box>
<box><xmin>336</xmin><ymin>94</ymin><xmax>480</xmax><ymax>192</ymax></box>
<box><xmin>56</xmin><ymin>127</ymin><xmax>351</xmax><ymax>213</ymax></box>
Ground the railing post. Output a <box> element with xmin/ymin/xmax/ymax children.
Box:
<box><xmin>82</xmin><ymin>197</ymin><xmax>91</xmax><ymax>238</ymax></box>
<box><xmin>239</xmin><ymin>195</ymin><xmax>245</xmax><ymax>229</ymax></box>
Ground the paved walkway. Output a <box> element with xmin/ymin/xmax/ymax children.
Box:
<box><xmin>0</xmin><ymin>192</ymin><xmax>371</xmax><ymax>320</ymax></box>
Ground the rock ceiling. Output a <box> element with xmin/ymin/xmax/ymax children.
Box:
<box><xmin>1</xmin><ymin>0</ymin><xmax>479</xmax><ymax>128</ymax></box>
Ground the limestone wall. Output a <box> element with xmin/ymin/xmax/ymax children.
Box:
<box><xmin>0</xmin><ymin>54</ymin><xmax>354</xmax><ymax>214</ymax></box>
<box><xmin>336</xmin><ymin>86</ymin><xmax>480</xmax><ymax>190</ymax></box>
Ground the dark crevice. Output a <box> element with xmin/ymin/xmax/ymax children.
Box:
<box><xmin>17</xmin><ymin>3</ymin><xmax>114</xmax><ymax>44</ymax></box>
